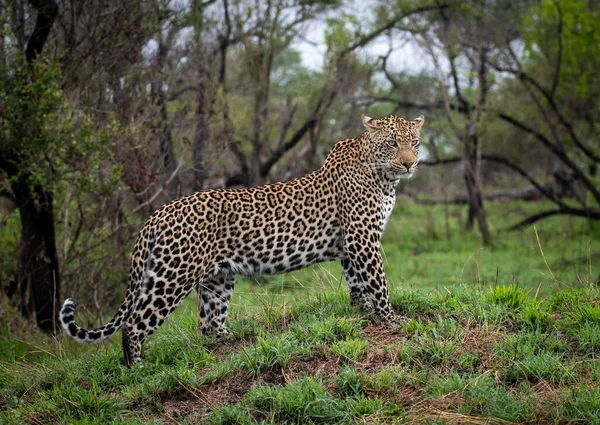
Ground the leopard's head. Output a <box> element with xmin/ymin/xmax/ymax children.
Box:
<box><xmin>360</xmin><ymin>114</ymin><xmax>424</xmax><ymax>179</ymax></box>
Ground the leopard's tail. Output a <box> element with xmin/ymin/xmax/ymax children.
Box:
<box><xmin>59</xmin><ymin>297</ymin><xmax>131</xmax><ymax>343</ymax></box>
<box><xmin>60</xmin><ymin>218</ymin><xmax>156</xmax><ymax>343</ymax></box>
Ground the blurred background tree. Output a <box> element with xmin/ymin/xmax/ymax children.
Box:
<box><xmin>1</xmin><ymin>0</ymin><xmax>598</xmax><ymax>332</ymax></box>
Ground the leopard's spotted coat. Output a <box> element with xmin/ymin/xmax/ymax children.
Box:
<box><xmin>60</xmin><ymin>114</ymin><xmax>424</xmax><ymax>366</ymax></box>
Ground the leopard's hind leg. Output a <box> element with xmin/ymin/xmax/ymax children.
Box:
<box><xmin>122</xmin><ymin>267</ymin><xmax>199</xmax><ymax>366</ymax></box>
<box><xmin>197</xmin><ymin>273</ymin><xmax>235</xmax><ymax>339</ymax></box>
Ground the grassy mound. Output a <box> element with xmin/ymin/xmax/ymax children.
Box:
<box><xmin>1</xmin><ymin>284</ymin><xmax>600</xmax><ymax>424</ymax></box>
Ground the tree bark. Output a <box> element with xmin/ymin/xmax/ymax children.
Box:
<box><xmin>154</xmin><ymin>33</ymin><xmax>178</xmax><ymax>198</ymax></box>
<box><xmin>24</xmin><ymin>0</ymin><xmax>58</xmax><ymax>63</ymax></box>
<box><xmin>463</xmin><ymin>139</ymin><xmax>490</xmax><ymax>243</ymax></box>
<box><xmin>10</xmin><ymin>175</ymin><xmax>60</xmax><ymax>332</ymax></box>
<box><xmin>193</xmin><ymin>73</ymin><xmax>214</xmax><ymax>190</ymax></box>
<box><xmin>158</xmin><ymin>89</ymin><xmax>178</xmax><ymax>197</ymax></box>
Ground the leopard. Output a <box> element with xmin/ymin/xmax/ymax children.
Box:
<box><xmin>59</xmin><ymin>113</ymin><xmax>424</xmax><ymax>366</ymax></box>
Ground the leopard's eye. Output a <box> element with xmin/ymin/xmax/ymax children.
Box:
<box><xmin>386</xmin><ymin>139</ymin><xmax>397</xmax><ymax>147</ymax></box>
<box><xmin>411</xmin><ymin>138</ymin><xmax>420</xmax><ymax>147</ymax></box>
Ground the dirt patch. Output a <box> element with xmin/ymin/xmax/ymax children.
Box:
<box><xmin>285</xmin><ymin>354</ymin><xmax>341</xmax><ymax>381</ymax></box>
<box><xmin>459</xmin><ymin>324</ymin><xmax>503</xmax><ymax>370</ymax></box>
<box><xmin>363</xmin><ymin>323</ymin><xmax>408</xmax><ymax>347</ymax></box>
<box><xmin>140</xmin><ymin>353</ymin><xmax>343</xmax><ymax>423</ymax></box>
<box><xmin>407</xmin><ymin>410</ymin><xmax>518</xmax><ymax>425</ymax></box>
<box><xmin>259</xmin><ymin>354</ymin><xmax>341</xmax><ymax>386</ymax></box>
<box><xmin>153</xmin><ymin>371</ymin><xmax>252</xmax><ymax>423</ymax></box>
<box><xmin>405</xmin><ymin>390</ymin><xmax>518</xmax><ymax>425</ymax></box>
<box><xmin>531</xmin><ymin>379</ymin><xmax>562</xmax><ymax>398</ymax></box>
<box><xmin>529</xmin><ymin>379</ymin><xmax>563</xmax><ymax>424</ymax></box>
<box><xmin>208</xmin><ymin>336</ymin><xmax>256</xmax><ymax>360</ymax></box>
<box><xmin>360</xmin><ymin>323</ymin><xmax>409</xmax><ymax>371</ymax></box>
<box><xmin>372</xmin><ymin>385</ymin><xmax>423</xmax><ymax>408</ymax></box>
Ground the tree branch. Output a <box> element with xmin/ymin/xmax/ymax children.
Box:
<box><xmin>338</xmin><ymin>3</ymin><xmax>451</xmax><ymax>60</ymax></box>
<box><xmin>260</xmin><ymin>117</ymin><xmax>317</xmax><ymax>178</ymax></box>
<box><xmin>420</xmin><ymin>157</ymin><xmax>461</xmax><ymax>166</ymax></box>
<box><xmin>550</xmin><ymin>0</ymin><xmax>563</xmax><ymax>97</ymax></box>
<box><xmin>381</xmin><ymin>48</ymin><xmax>401</xmax><ymax>91</ymax></box>
<box><xmin>25</xmin><ymin>0</ymin><xmax>58</xmax><ymax>63</ymax></box>
<box><xmin>491</xmin><ymin>45</ymin><xmax>600</xmax><ymax>164</ymax></box>
<box><xmin>422</xmin><ymin>153</ymin><xmax>568</xmax><ymax>207</ymax></box>
<box><xmin>509</xmin><ymin>207</ymin><xmax>600</xmax><ymax>230</ymax></box>
<box><xmin>497</xmin><ymin>113</ymin><xmax>600</xmax><ymax>204</ymax></box>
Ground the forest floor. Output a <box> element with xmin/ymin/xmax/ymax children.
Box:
<box><xmin>1</xmin><ymin>283</ymin><xmax>600</xmax><ymax>424</ymax></box>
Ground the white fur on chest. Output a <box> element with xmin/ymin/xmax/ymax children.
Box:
<box><xmin>380</xmin><ymin>191</ymin><xmax>396</xmax><ymax>232</ymax></box>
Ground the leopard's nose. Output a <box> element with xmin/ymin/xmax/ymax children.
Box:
<box><xmin>403</xmin><ymin>162</ymin><xmax>414</xmax><ymax>170</ymax></box>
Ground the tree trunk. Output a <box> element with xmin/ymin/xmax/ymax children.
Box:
<box><xmin>193</xmin><ymin>75</ymin><xmax>212</xmax><ymax>190</ymax></box>
<box><xmin>464</xmin><ymin>164</ymin><xmax>491</xmax><ymax>243</ymax></box>
<box><xmin>248</xmin><ymin>46</ymin><xmax>273</xmax><ymax>187</ymax></box>
<box><xmin>157</xmin><ymin>88</ymin><xmax>178</xmax><ymax>198</ymax></box>
<box><xmin>462</xmin><ymin>131</ymin><xmax>491</xmax><ymax>244</ymax></box>
<box><xmin>7</xmin><ymin>175</ymin><xmax>60</xmax><ymax>333</ymax></box>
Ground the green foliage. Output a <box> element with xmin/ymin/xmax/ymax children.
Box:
<box><xmin>239</xmin><ymin>333</ymin><xmax>311</xmax><ymax>375</ymax></box>
<box><xmin>413</xmin><ymin>333</ymin><xmax>456</xmax><ymax>365</ymax></box>
<box><xmin>204</xmin><ymin>404</ymin><xmax>259</xmax><ymax>425</ymax></box>
<box><xmin>520</xmin><ymin>300</ymin><xmax>552</xmax><ymax>331</ymax></box>
<box><xmin>335</xmin><ymin>367</ymin><xmax>363</xmax><ymax>397</ymax></box>
<box><xmin>292</xmin><ymin>315</ymin><xmax>361</xmax><ymax>346</ymax></box>
<box><xmin>573</xmin><ymin>322</ymin><xmax>600</xmax><ymax>354</ymax></box>
<box><xmin>426</xmin><ymin>373</ymin><xmax>467</xmax><ymax>396</ymax></box>
<box><xmin>494</xmin><ymin>331</ymin><xmax>567</xmax><ymax>360</ymax></box>
<box><xmin>0</xmin><ymin>43</ymin><xmax>122</xmax><ymax>196</ymax></box>
<box><xmin>329</xmin><ymin>339</ymin><xmax>368</xmax><ymax>361</ymax></box>
<box><xmin>461</xmin><ymin>375</ymin><xmax>535</xmax><ymax>422</ymax></box>
<box><xmin>390</xmin><ymin>287</ymin><xmax>442</xmax><ymax>316</ymax></box>
<box><xmin>361</xmin><ymin>366</ymin><xmax>421</xmax><ymax>395</ymax></box>
<box><xmin>0</xmin><ymin>54</ymin><xmax>62</xmax><ymax>157</ymax></box>
<box><xmin>0</xmin><ymin>210</ymin><xmax>19</xmax><ymax>306</ymax></box>
<box><xmin>565</xmin><ymin>304</ymin><xmax>600</xmax><ymax>326</ymax></box>
<box><xmin>560</xmin><ymin>386</ymin><xmax>600</xmax><ymax>424</ymax></box>
<box><xmin>485</xmin><ymin>284</ymin><xmax>529</xmax><ymax>310</ymax></box>
<box><xmin>503</xmin><ymin>353</ymin><xmax>574</xmax><ymax>384</ymax></box>
<box><xmin>522</xmin><ymin>0</ymin><xmax>600</xmax><ymax>99</ymax></box>
<box><xmin>246</xmin><ymin>377</ymin><xmax>350</xmax><ymax>424</ymax></box>
<box><xmin>551</xmin><ymin>288</ymin><xmax>594</xmax><ymax>313</ymax></box>
<box><xmin>324</xmin><ymin>15</ymin><xmax>360</xmax><ymax>56</ymax></box>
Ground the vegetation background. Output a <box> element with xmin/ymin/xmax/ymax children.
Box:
<box><xmin>0</xmin><ymin>0</ymin><xmax>599</xmax><ymax>423</ymax></box>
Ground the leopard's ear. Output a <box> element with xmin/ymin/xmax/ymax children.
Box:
<box><xmin>412</xmin><ymin>115</ymin><xmax>425</xmax><ymax>130</ymax></box>
<box><xmin>361</xmin><ymin>114</ymin><xmax>381</xmax><ymax>130</ymax></box>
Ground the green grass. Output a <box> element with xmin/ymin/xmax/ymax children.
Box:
<box><xmin>1</xmin><ymin>201</ymin><xmax>599</xmax><ymax>423</ymax></box>
<box><xmin>2</xmin><ymin>283</ymin><xmax>600</xmax><ymax>424</ymax></box>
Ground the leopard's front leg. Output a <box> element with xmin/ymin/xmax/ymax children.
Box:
<box><xmin>342</xmin><ymin>258</ymin><xmax>371</xmax><ymax>311</ymax></box>
<box><xmin>342</xmin><ymin>238</ymin><xmax>396</xmax><ymax>323</ymax></box>
<box><xmin>341</xmin><ymin>202</ymin><xmax>397</xmax><ymax>325</ymax></box>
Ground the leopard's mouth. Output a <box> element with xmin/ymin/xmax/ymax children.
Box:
<box><xmin>390</xmin><ymin>164</ymin><xmax>417</xmax><ymax>176</ymax></box>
